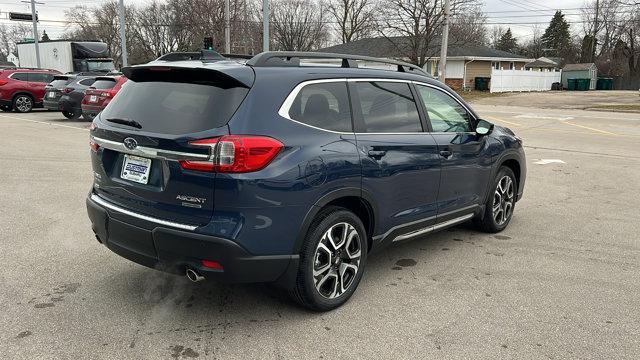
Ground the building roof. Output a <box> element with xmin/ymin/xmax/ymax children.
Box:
<box><xmin>525</xmin><ymin>57</ymin><xmax>558</xmax><ymax>68</ymax></box>
<box><xmin>318</xmin><ymin>37</ymin><xmax>527</xmax><ymax>60</ymax></box>
<box><xmin>563</xmin><ymin>63</ymin><xmax>597</xmax><ymax>71</ymax></box>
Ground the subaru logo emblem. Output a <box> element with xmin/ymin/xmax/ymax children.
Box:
<box><xmin>123</xmin><ymin>137</ymin><xmax>137</xmax><ymax>150</ymax></box>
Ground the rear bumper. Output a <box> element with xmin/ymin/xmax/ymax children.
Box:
<box><xmin>81</xmin><ymin>104</ymin><xmax>104</xmax><ymax>114</ymax></box>
<box><xmin>43</xmin><ymin>99</ymin><xmax>60</xmax><ymax>110</ymax></box>
<box><xmin>86</xmin><ymin>192</ymin><xmax>298</xmax><ymax>283</ymax></box>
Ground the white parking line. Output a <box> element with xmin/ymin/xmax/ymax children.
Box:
<box><xmin>0</xmin><ymin>114</ymin><xmax>89</xmax><ymax>131</ymax></box>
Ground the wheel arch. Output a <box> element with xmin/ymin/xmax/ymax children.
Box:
<box><xmin>292</xmin><ymin>188</ymin><xmax>378</xmax><ymax>254</ymax></box>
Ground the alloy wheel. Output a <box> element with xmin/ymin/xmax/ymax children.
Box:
<box><xmin>15</xmin><ymin>96</ymin><xmax>32</xmax><ymax>112</ymax></box>
<box><xmin>312</xmin><ymin>222</ymin><xmax>362</xmax><ymax>299</ymax></box>
<box><xmin>492</xmin><ymin>175</ymin><xmax>515</xmax><ymax>226</ymax></box>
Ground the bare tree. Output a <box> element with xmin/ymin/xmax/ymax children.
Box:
<box><xmin>449</xmin><ymin>4</ymin><xmax>487</xmax><ymax>46</ymax></box>
<box><xmin>377</xmin><ymin>0</ymin><xmax>482</xmax><ymax>66</ymax></box>
<box><xmin>270</xmin><ymin>0</ymin><xmax>329</xmax><ymax>51</ymax></box>
<box><xmin>0</xmin><ymin>24</ymin><xmax>31</xmax><ymax>61</ymax></box>
<box><xmin>328</xmin><ymin>0</ymin><xmax>378</xmax><ymax>43</ymax></box>
<box><xmin>489</xmin><ymin>26</ymin><xmax>505</xmax><ymax>49</ymax></box>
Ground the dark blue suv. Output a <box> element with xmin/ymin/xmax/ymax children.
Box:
<box><xmin>86</xmin><ymin>51</ymin><xmax>526</xmax><ymax>311</ymax></box>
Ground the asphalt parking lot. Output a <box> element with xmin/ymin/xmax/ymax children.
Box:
<box><xmin>1</xmin><ymin>101</ymin><xmax>639</xmax><ymax>359</ymax></box>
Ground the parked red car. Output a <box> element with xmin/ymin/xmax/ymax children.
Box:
<box><xmin>0</xmin><ymin>68</ymin><xmax>60</xmax><ymax>112</ymax></box>
<box><xmin>81</xmin><ymin>75</ymin><xmax>127</xmax><ymax>120</ymax></box>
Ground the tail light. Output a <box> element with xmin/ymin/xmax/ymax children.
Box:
<box><xmin>179</xmin><ymin>135</ymin><xmax>283</xmax><ymax>173</ymax></box>
<box><xmin>100</xmin><ymin>89</ymin><xmax>118</xmax><ymax>98</ymax></box>
<box><xmin>63</xmin><ymin>87</ymin><xmax>73</xmax><ymax>93</ymax></box>
<box><xmin>89</xmin><ymin>139</ymin><xmax>99</xmax><ymax>152</ymax></box>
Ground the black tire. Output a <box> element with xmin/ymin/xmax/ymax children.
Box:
<box><xmin>291</xmin><ymin>206</ymin><xmax>367</xmax><ymax>311</ymax></box>
<box><xmin>475</xmin><ymin>166</ymin><xmax>517</xmax><ymax>233</ymax></box>
<box><xmin>62</xmin><ymin>110</ymin><xmax>81</xmax><ymax>119</ymax></box>
<box><xmin>82</xmin><ymin>113</ymin><xmax>95</xmax><ymax>121</ymax></box>
<box><xmin>0</xmin><ymin>104</ymin><xmax>11</xmax><ymax>112</ymax></box>
<box><xmin>12</xmin><ymin>94</ymin><xmax>33</xmax><ymax>113</ymax></box>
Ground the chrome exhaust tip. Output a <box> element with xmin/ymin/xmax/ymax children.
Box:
<box><xmin>186</xmin><ymin>268</ymin><xmax>205</xmax><ymax>283</ymax></box>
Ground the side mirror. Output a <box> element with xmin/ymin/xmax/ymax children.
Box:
<box><xmin>475</xmin><ymin>119</ymin><xmax>494</xmax><ymax>135</ymax></box>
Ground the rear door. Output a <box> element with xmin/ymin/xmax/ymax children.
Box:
<box><xmin>414</xmin><ymin>83</ymin><xmax>493</xmax><ymax>221</ymax></box>
<box><xmin>27</xmin><ymin>72</ymin><xmax>53</xmax><ymax>101</ymax></box>
<box><xmin>350</xmin><ymin>80</ymin><xmax>441</xmax><ymax>244</ymax></box>
<box><xmin>90</xmin><ymin>66</ymin><xmax>252</xmax><ymax>227</ymax></box>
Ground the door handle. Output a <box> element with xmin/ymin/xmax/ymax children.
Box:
<box><xmin>439</xmin><ymin>150</ymin><xmax>453</xmax><ymax>159</ymax></box>
<box><xmin>367</xmin><ymin>150</ymin><xmax>387</xmax><ymax>159</ymax></box>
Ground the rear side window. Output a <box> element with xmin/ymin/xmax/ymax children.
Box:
<box><xmin>11</xmin><ymin>72</ymin><xmax>29</xmax><ymax>81</ymax></box>
<box><xmin>29</xmin><ymin>73</ymin><xmax>54</xmax><ymax>83</ymax></box>
<box><xmin>100</xmin><ymin>81</ymin><xmax>249</xmax><ymax>135</ymax></box>
<box><xmin>352</xmin><ymin>82</ymin><xmax>422</xmax><ymax>133</ymax></box>
<box><xmin>92</xmin><ymin>79</ymin><xmax>117</xmax><ymax>89</ymax></box>
<box><xmin>288</xmin><ymin>82</ymin><xmax>352</xmax><ymax>132</ymax></box>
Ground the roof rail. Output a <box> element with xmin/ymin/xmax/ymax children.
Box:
<box><xmin>246</xmin><ymin>51</ymin><xmax>430</xmax><ymax>76</ymax></box>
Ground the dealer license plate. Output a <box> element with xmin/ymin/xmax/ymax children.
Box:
<box><xmin>121</xmin><ymin>155</ymin><xmax>151</xmax><ymax>184</ymax></box>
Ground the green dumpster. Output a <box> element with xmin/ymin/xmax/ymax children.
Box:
<box><xmin>474</xmin><ymin>77</ymin><xmax>490</xmax><ymax>91</ymax></box>
<box><xmin>597</xmin><ymin>78</ymin><xmax>613</xmax><ymax>90</ymax></box>
<box><xmin>577</xmin><ymin>78</ymin><xmax>590</xmax><ymax>91</ymax></box>
<box><xmin>567</xmin><ymin>78</ymin><xmax>577</xmax><ymax>91</ymax></box>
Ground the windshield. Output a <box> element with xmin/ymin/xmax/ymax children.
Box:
<box><xmin>99</xmin><ymin>80</ymin><xmax>248</xmax><ymax>135</ymax></box>
<box><xmin>87</xmin><ymin>61</ymin><xmax>116</xmax><ymax>72</ymax></box>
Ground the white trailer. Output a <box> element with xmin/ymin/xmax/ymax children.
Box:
<box><xmin>17</xmin><ymin>41</ymin><xmax>115</xmax><ymax>73</ymax></box>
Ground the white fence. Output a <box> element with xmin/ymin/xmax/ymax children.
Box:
<box><xmin>490</xmin><ymin>69</ymin><xmax>562</xmax><ymax>93</ymax></box>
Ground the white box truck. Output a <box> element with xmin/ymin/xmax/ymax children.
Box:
<box><xmin>16</xmin><ymin>40</ymin><xmax>116</xmax><ymax>73</ymax></box>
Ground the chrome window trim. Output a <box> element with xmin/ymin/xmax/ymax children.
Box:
<box><xmin>90</xmin><ymin>194</ymin><xmax>198</xmax><ymax>231</ymax></box>
<box><xmin>277</xmin><ymin>78</ymin><xmax>350</xmax><ymax>134</ymax></box>
<box><xmin>91</xmin><ymin>136</ymin><xmax>210</xmax><ymax>162</ymax></box>
<box><xmin>392</xmin><ymin>213</ymin><xmax>474</xmax><ymax>242</ymax></box>
<box><xmin>277</xmin><ymin>77</ymin><xmax>477</xmax><ymax>135</ymax></box>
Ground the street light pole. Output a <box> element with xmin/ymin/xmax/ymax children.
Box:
<box><xmin>29</xmin><ymin>0</ymin><xmax>41</xmax><ymax>68</ymax></box>
<box><xmin>262</xmin><ymin>0</ymin><xmax>269</xmax><ymax>52</ymax></box>
<box><xmin>438</xmin><ymin>0</ymin><xmax>450</xmax><ymax>83</ymax></box>
<box><xmin>224</xmin><ymin>0</ymin><xmax>230</xmax><ymax>53</ymax></box>
<box><xmin>118</xmin><ymin>0</ymin><xmax>128</xmax><ymax>67</ymax></box>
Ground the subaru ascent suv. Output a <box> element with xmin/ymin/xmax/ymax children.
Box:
<box><xmin>86</xmin><ymin>51</ymin><xmax>526</xmax><ymax>311</ymax></box>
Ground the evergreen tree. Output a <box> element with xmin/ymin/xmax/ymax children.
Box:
<box><xmin>541</xmin><ymin>11</ymin><xmax>572</xmax><ymax>61</ymax></box>
<box><xmin>41</xmin><ymin>30</ymin><xmax>50</xmax><ymax>42</ymax></box>
<box><xmin>496</xmin><ymin>28</ymin><xmax>518</xmax><ymax>53</ymax></box>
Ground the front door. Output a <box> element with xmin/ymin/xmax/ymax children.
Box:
<box><xmin>350</xmin><ymin>80</ymin><xmax>441</xmax><ymax>244</ymax></box>
<box><xmin>414</xmin><ymin>83</ymin><xmax>494</xmax><ymax>222</ymax></box>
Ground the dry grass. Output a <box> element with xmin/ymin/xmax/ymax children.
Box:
<box><xmin>457</xmin><ymin>90</ymin><xmax>507</xmax><ymax>103</ymax></box>
<box><xmin>587</xmin><ymin>104</ymin><xmax>640</xmax><ymax>113</ymax></box>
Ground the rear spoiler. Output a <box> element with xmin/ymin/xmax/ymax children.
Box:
<box><xmin>122</xmin><ymin>65</ymin><xmax>254</xmax><ymax>88</ymax></box>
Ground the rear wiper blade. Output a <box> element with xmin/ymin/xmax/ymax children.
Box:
<box><xmin>106</xmin><ymin>117</ymin><xmax>142</xmax><ymax>129</ymax></box>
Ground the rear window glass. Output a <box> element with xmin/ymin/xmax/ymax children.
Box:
<box><xmin>11</xmin><ymin>72</ymin><xmax>29</xmax><ymax>81</ymax></box>
<box><xmin>288</xmin><ymin>82</ymin><xmax>352</xmax><ymax>132</ymax></box>
<box><xmin>50</xmin><ymin>79</ymin><xmax>72</xmax><ymax>88</ymax></box>
<box><xmin>92</xmin><ymin>79</ymin><xmax>117</xmax><ymax>89</ymax></box>
<box><xmin>100</xmin><ymin>81</ymin><xmax>249</xmax><ymax>135</ymax></box>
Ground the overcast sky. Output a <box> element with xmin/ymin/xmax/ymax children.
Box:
<box><xmin>0</xmin><ymin>0</ymin><xmax>591</xmax><ymax>41</ymax></box>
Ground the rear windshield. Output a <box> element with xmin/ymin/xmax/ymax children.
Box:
<box><xmin>50</xmin><ymin>79</ymin><xmax>72</xmax><ymax>88</ymax></box>
<box><xmin>92</xmin><ymin>79</ymin><xmax>117</xmax><ymax>89</ymax></box>
<box><xmin>99</xmin><ymin>81</ymin><xmax>249</xmax><ymax>135</ymax></box>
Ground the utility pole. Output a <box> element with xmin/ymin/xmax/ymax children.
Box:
<box><xmin>262</xmin><ymin>0</ymin><xmax>269</xmax><ymax>52</ymax></box>
<box><xmin>438</xmin><ymin>0</ymin><xmax>450</xmax><ymax>83</ymax></box>
<box><xmin>591</xmin><ymin>0</ymin><xmax>600</xmax><ymax>63</ymax></box>
<box><xmin>118</xmin><ymin>0</ymin><xmax>128</xmax><ymax>67</ymax></box>
<box><xmin>224</xmin><ymin>0</ymin><xmax>230</xmax><ymax>53</ymax></box>
<box><xmin>22</xmin><ymin>0</ymin><xmax>42</xmax><ymax>68</ymax></box>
